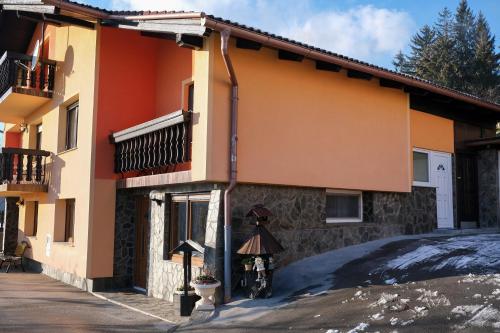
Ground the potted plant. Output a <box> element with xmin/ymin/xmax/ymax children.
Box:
<box><xmin>190</xmin><ymin>269</ymin><xmax>221</xmax><ymax>311</ymax></box>
<box><xmin>174</xmin><ymin>284</ymin><xmax>196</xmax><ymax>295</ymax></box>
<box><xmin>241</xmin><ymin>257</ymin><xmax>254</xmax><ymax>271</ymax></box>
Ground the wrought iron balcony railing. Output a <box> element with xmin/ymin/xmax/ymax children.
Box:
<box><xmin>0</xmin><ymin>148</ymin><xmax>51</xmax><ymax>185</ymax></box>
<box><xmin>111</xmin><ymin>111</ymin><xmax>192</xmax><ymax>174</ymax></box>
<box><xmin>0</xmin><ymin>51</ymin><xmax>56</xmax><ymax>98</ymax></box>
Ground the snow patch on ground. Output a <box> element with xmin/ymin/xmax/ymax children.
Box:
<box><xmin>451</xmin><ymin>305</ymin><xmax>484</xmax><ymax>316</ymax></box>
<box><xmin>462</xmin><ymin>305</ymin><xmax>500</xmax><ymax>329</ymax></box>
<box><xmin>346</xmin><ymin>322</ymin><xmax>369</xmax><ymax>333</ymax></box>
<box><xmin>370</xmin><ymin>293</ymin><xmax>399</xmax><ymax>307</ymax></box>
<box><xmin>381</xmin><ymin>234</ymin><xmax>500</xmax><ymax>274</ymax></box>
<box><xmin>415</xmin><ymin>289</ymin><xmax>450</xmax><ymax>308</ymax></box>
<box><xmin>369</xmin><ymin>313</ymin><xmax>384</xmax><ymax>321</ymax></box>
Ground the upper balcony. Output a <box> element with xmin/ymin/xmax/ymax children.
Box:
<box><xmin>0</xmin><ymin>147</ymin><xmax>51</xmax><ymax>196</ymax></box>
<box><xmin>0</xmin><ymin>52</ymin><xmax>56</xmax><ymax>123</ymax></box>
<box><xmin>110</xmin><ymin>110</ymin><xmax>192</xmax><ymax>187</ymax></box>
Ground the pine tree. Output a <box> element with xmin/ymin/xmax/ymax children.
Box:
<box><xmin>407</xmin><ymin>25</ymin><xmax>436</xmax><ymax>78</ymax></box>
<box><xmin>453</xmin><ymin>0</ymin><xmax>476</xmax><ymax>92</ymax></box>
<box><xmin>472</xmin><ymin>12</ymin><xmax>500</xmax><ymax>102</ymax></box>
<box><xmin>393</xmin><ymin>50</ymin><xmax>412</xmax><ymax>74</ymax></box>
<box><xmin>393</xmin><ymin>0</ymin><xmax>500</xmax><ymax>103</ymax></box>
<box><xmin>430</xmin><ymin>7</ymin><xmax>457</xmax><ymax>87</ymax></box>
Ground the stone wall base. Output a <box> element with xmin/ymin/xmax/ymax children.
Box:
<box><xmin>25</xmin><ymin>258</ymin><xmax>112</xmax><ymax>292</ymax></box>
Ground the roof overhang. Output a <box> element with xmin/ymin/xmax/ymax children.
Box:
<box><xmin>3</xmin><ymin>0</ymin><xmax>498</xmax><ymax>115</ymax></box>
<box><xmin>465</xmin><ymin>136</ymin><xmax>500</xmax><ymax>150</ymax></box>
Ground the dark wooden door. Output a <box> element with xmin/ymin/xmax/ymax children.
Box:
<box><xmin>456</xmin><ymin>152</ymin><xmax>479</xmax><ymax>227</ymax></box>
<box><xmin>134</xmin><ymin>196</ymin><xmax>150</xmax><ymax>290</ymax></box>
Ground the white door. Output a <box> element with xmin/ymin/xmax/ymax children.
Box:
<box><xmin>431</xmin><ymin>152</ymin><xmax>454</xmax><ymax>229</ymax></box>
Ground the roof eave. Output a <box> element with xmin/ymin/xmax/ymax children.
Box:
<box><xmin>202</xmin><ymin>17</ymin><xmax>500</xmax><ymax>113</ymax></box>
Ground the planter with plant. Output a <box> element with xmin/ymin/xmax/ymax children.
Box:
<box><xmin>190</xmin><ymin>269</ymin><xmax>220</xmax><ymax>311</ymax></box>
<box><xmin>174</xmin><ymin>284</ymin><xmax>196</xmax><ymax>295</ymax></box>
<box><xmin>241</xmin><ymin>257</ymin><xmax>254</xmax><ymax>271</ymax></box>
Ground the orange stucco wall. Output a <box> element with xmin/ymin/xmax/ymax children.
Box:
<box><xmin>207</xmin><ymin>35</ymin><xmax>411</xmax><ymax>192</ymax></box>
<box><xmin>87</xmin><ymin>27</ymin><xmax>192</xmax><ymax>277</ymax></box>
<box><xmin>94</xmin><ymin>27</ymin><xmax>192</xmax><ymax>180</ymax></box>
<box><xmin>410</xmin><ymin>109</ymin><xmax>454</xmax><ymax>153</ymax></box>
<box><xmin>4</xmin><ymin>131</ymin><xmax>21</xmax><ymax>148</ymax></box>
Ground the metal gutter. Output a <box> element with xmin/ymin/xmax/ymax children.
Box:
<box><xmin>220</xmin><ymin>29</ymin><xmax>239</xmax><ymax>303</ymax></box>
<box><xmin>41</xmin><ymin>0</ymin><xmax>109</xmax><ymax>19</ymax></box>
<box><xmin>108</xmin><ymin>12</ymin><xmax>205</xmax><ymax>20</ymax></box>
<box><xmin>203</xmin><ymin>17</ymin><xmax>500</xmax><ymax>113</ymax></box>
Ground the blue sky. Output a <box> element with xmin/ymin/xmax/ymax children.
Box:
<box><xmin>62</xmin><ymin>1</ymin><xmax>500</xmax><ymax>68</ymax></box>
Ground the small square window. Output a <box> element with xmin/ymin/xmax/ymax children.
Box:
<box><xmin>326</xmin><ymin>190</ymin><xmax>363</xmax><ymax>223</ymax></box>
<box><xmin>413</xmin><ymin>151</ymin><xmax>430</xmax><ymax>184</ymax></box>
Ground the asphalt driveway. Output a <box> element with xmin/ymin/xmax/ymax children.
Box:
<box><xmin>179</xmin><ymin>233</ymin><xmax>500</xmax><ymax>333</ymax></box>
<box><xmin>0</xmin><ymin>272</ymin><xmax>174</xmax><ymax>332</ymax></box>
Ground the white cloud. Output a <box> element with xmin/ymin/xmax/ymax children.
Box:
<box><xmin>110</xmin><ymin>0</ymin><xmax>415</xmax><ymax>67</ymax></box>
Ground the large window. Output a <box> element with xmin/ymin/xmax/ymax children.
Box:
<box><xmin>65</xmin><ymin>102</ymin><xmax>78</xmax><ymax>150</ymax></box>
<box><xmin>167</xmin><ymin>193</ymin><xmax>209</xmax><ymax>259</ymax></box>
<box><xmin>326</xmin><ymin>190</ymin><xmax>363</xmax><ymax>223</ymax></box>
<box><xmin>413</xmin><ymin>149</ymin><xmax>430</xmax><ymax>186</ymax></box>
<box><xmin>64</xmin><ymin>199</ymin><xmax>75</xmax><ymax>243</ymax></box>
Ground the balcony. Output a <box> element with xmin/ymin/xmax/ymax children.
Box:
<box><xmin>111</xmin><ymin>111</ymin><xmax>192</xmax><ymax>180</ymax></box>
<box><xmin>0</xmin><ymin>52</ymin><xmax>56</xmax><ymax>123</ymax></box>
<box><xmin>0</xmin><ymin>148</ymin><xmax>51</xmax><ymax>196</ymax></box>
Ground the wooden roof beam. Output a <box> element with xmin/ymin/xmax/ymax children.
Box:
<box><xmin>315</xmin><ymin>60</ymin><xmax>341</xmax><ymax>72</ymax></box>
<box><xmin>380</xmin><ymin>78</ymin><xmax>405</xmax><ymax>90</ymax></box>
<box><xmin>236</xmin><ymin>37</ymin><xmax>262</xmax><ymax>50</ymax></box>
<box><xmin>278</xmin><ymin>49</ymin><xmax>304</xmax><ymax>62</ymax></box>
<box><xmin>347</xmin><ymin>69</ymin><xmax>373</xmax><ymax>80</ymax></box>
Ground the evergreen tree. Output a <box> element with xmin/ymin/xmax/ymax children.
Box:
<box><xmin>393</xmin><ymin>0</ymin><xmax>500</xmax><ymax>103</ymax></box>
<box><xmin>408</xmin><ymin>25</ymin><xmax>436</xmax><ymax>78</ymax></box>
<box><xmin>431</xmin><ymin>7</ymin><xmax>458</xmax><ymax>87</ymax></box>
<box><xmin>472</xmin><ymin>12</ymin><xmax>500</xmax><ymax>101</ymax></box>
<box><xmin>393</xmin><ymin>50</ymin><xmax>412</xmax><ymax>74</ymax></box>
<box><xmin>453</xmin><ymin>0</ymin><xmax>476</xmax><ymax>91</ymax></box>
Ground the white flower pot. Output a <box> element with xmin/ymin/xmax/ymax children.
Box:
<box><xmin>190</xmin><ymin>280</ymin><xmax>221</xmax><ymax>311</ymax></box>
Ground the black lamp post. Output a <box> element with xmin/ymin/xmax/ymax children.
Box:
<box><xmin>171</xmin><ymin>240</ymin><xmax>204</xmax><ymax>316</ymax></box>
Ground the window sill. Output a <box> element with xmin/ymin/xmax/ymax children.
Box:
<box><xmin>412</xmin><ymin>181</ymin><xmax>437</xmax><ymax>188</ymax></box>
<box><xmin>58</xmin><ymin>147</ymin><xmax>78</xmax><ymax>156</ymax></box>
<box><xmin>326</xmin><ymin>218</ymin><xmax>363</xmax><ymax>224</ymax></box>
<box><xmin>53</xmin><ymin>241</ymin><xmax>75</xmax><ymax>247</ymax></box>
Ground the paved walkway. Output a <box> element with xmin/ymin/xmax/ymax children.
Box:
<box><xmin>0</xmin><ymin>272</ymin><xmax>176</xmax><ymax>332</ymax></box>
<box><xmin>95</xmin><ymin>290</ymin><xmax>188</xmax><ymax>325</ymax></box>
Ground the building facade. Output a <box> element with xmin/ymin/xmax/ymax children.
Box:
<box><xmin>0</xmin><ymin>0</ymin><xmax>499</xmax><ymax>303</ymax></box>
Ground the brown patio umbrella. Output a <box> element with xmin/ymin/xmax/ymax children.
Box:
<box><xmin>237</xmin><ymin>224</ymin><xmax>284</xmax><ymax>255</ymax></box>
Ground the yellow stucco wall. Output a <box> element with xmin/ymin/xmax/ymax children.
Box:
<box><xmin>12</xmin><ymin>24</ymin><xmax>98</xmax><ymax>279</ymax></box>
<box><xmin>206</xmin><ymin>34</ymin><xmax>412</xmax><ymax>192</ymax></box>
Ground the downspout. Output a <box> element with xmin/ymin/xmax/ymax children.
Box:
<box><xmin>220</xmin><ymin>29</ymin><xmax>238</xmax><ymax>303</ymax></box>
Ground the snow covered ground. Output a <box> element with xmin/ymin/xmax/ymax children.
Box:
<box><xmin>374</xmin><ymin>234</ymin><xmax>500</xmax><ymax>285</ymax></box>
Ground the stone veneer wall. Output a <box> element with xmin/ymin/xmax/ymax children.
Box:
<box><xmin>113</xmin><ymin>191</ymin><xmax>138</xmax><ymax>288</ymax></box>
<box><xmin>477</xmin><ymin>149</ymin><xmax>499</xmax><ymax>228</ymax></box>
<box><xmin>230</xmin><ymin>185</ymin><xmax>436</xmax><ymax>268</ymax></box>
<box><xmin>2</xmin><ymin>197</ymin><xmax>19</xmax><ymax>254</ymax></box>
<box><xmin>114</xmin><ymin>184</ymin><xmax>223</xmax><ymax>303</ymax></box>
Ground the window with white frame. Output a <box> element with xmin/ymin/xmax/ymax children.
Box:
<box><xmin>413</xmin><ymin>149</ymin><xmax>431</xmax><ymax>186</ymax></box>
<box><xmin>326</xmin><ymin>190</ymin><xmax>363</xmax><ymax>223</ymax></box>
